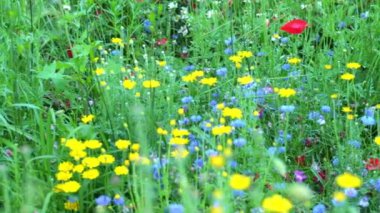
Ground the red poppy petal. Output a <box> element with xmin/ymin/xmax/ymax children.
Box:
<box><xmin>280</xmin><ymin>19</ymin><xmax>308</xmax><ymax>34</ymax></box>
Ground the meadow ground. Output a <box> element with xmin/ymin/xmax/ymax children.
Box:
<box><xmin>0</xmin><ymin>0</ymin><xmax>380</xmax><ymax>212</ymax></box>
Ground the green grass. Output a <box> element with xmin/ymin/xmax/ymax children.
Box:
<box><xmin>0</xmin><ymin>0</ymin><xmax>380</xmax><ymax>212</ymax></box>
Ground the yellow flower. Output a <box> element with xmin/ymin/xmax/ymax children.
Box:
<box><xmin>216</xmin><ymin>103</ymin><xmax>225</xmax><ymax>110</ymax></box>
<box><xmin>55</xmin><ymin>181</ymin><xmax>81</xmax><ymax>193</ymax></box>
<box><xmin>58</xmin><ymin>161</ymin><xmax>74</xmax><ymax>172</ymax></box>
<box><xmin>342</xmin><ymin>106</ymin><xmax>352</xmax><ymax>113</ymax></box>
<box><xmin>210</xmin><ymin>155</ymin><xmax>225</xmax><ymax>168</ymax></box>
<box><xmin>200</xmin><ymin>77</ymin><xmax>218</xmax><ymax>86</ymax></box>
<box><xmin>100</xmin><ymin>81</ymin><xmax>107</xmax><ymax>87</ymax></box>
<box><xmin>114</xmin><ymin>166</ymin><xmax>129</xmax><ymax>176</ymax></box>
<box><xmin>171</xmin><ymin>129</ymin><xmax>190</xmax><ymax>137</ymax></box>
<box><xmin>82</xmin><ymin>169</ymin><xmax>100</xmax><ymax>180</ymax></box>
<box><xmin>340</xmin><ymin>73</ymin><xmax>355</xmax><ymax>81</ymax></box>
<box><xmin>229</xmin><ymin>55</ymin><xmax>243</xmax><ymax>63</ymax></box>
<box><xmin>82</xmin><ymin>157</ymin><xmax>100</xmax><ymax>168</ymax></box>
<box><xmin>55</xmin><ymin>171</ymin><xmax>73</xmax><ymax>181</ymax></box>
<box><xmin>129</xmin><ymin>152</ymin><xmax>140</xmax><ymax>161</ymax></box>
<box><xmin>346</xmin><ymin>62</ymin><xmax>361</xmax><ymax>69</ymax></box>
<box><xmin>123</xmin><ymin>79</ymin><xmax>136</xmax><ymax>90</ymax></box>
<box><xmin>135</xmin><ymin>92</ymin><xmax>141</xmax><ymax>97</ymax></box>
<box><xmin>95</xmin><ymin>68</ymin><xmax>105</xmax><ymax>76</ymax></box>
<box><xmin>262</xmin><ymin>194</ymin><xmax>293</xmax><ymax>213</ymax></box>
<box><xmin>222</xmin><ymin>107</ymin><xmax>243</xmax><ymax>119</ymax></box>
<box><xmin>171</xmin><ymin>149</ymin><xmax>189</xmax><ymax>158</ymax></box>
<box><xmin>73</xmin><ymin>164</ymin><xmax>84</xmax><ymax>173</ymax></box>
<box><xmin>330</xmin><ymin>93</ymin><xmax>338</xmax><ymax>99</ymax></box>
<box><xmin>253</xmin><ymin>110</ymin><xmax>260</xmax><ymax>116</ymax></box>
<box><xmin>333</xmin><ymin>191</ymin><xmax>347</xmax><ymax>202</ymax></box>
<box><xmin>143</xmin><ymin>80</ymin><xmax>161</xmax><ymax>88</ymax></box>
<box><xmin>115</xmin><ymin>139</ymin><xmax>131</xmax><ymax>150</ymax></box>
<box><xmin>84</xmin><ymin>140</ymin><xmax>102</xmax><ymax>149</ymax></box>
<box><xmin>287</xmin><ymin>57</ymin><xmax>301</xmax><ymax>65</ymax></box>
<box><xmin>111</xmin><ymin>37</ymin><xmax>123</xmax><ymax>46</ymax></box>
<box><xmin>229</xmin><ymin>174</ymin><xmax>251</xmax><ymax>190</ymax></box>
<box><xmin>81</xmin><ymin>114</ymin><xmax>95</xmax><ymax>124</ymax></box>
<box><xmin>170</xmin><ymin>119</ymin><xmax>176</xmax><ymax>126</ymax></box>
<box><xmin>69</xmin><ymin>149</ymin><xmax>87</xmax><ymax>161</ymax></box>
<box><xmin>237</xmin><ymin>75</ymin><xmax>254</xmax><ymax>85</ymax></box>
<box><xmin>335</xmin><ymin>172</ymin><xmax>362</xmax><ymax>188</ymax></box>
<box><xmin>64</xmin><ymin>138</ymin><xmax>85</xmax><ymax>150</ymax></box>
<box><xmin>237</xmin><ymin>51</ymin><xmax>253</xmax><ymax>58</ymax></box>
<box><xmin>347</xmin><ymin>114</ymin><xmax>354</xmax><ymax>120</ymax></box>
<box><xmin>98</xmin><ymin>154</ymin><xmax>115</xmax><ymax>164</ymax></box>
<box><xmin>324</xmin><ymin>64</ymin><xmax>332</xmax><ymax>70</ymax></box>
<box><xmin>375</xmin><ymin>104</ymin><xmax>380</xmax><ymax>109</ymax></box>
<box><xmin>211</xmin><ymin>125</ymin><xmax>232</xmax><ymax>136</ymax></box>
<box><xmin>157</xmin><ymin>127</ymin><xmax>168</xmax><ymax>135</ymax></box>
<box><xmin>156</xmin><ymin>60</ymin><xmax>167</xmax><ymax>67</ymax></box>
<box><xmin>375</xmin><ymin>136</ymin><xmax>380</xmax><ymax>145</ymax></box>
<box><xmin>170</xmin><ymin>137</ymin><xmax>189</xmax><ymax>145</ymax></box>
<box><xmin>131</xmin><ymin>143</ymin><xmax>140</xmax><ymax>151</ymax></box>
<box><xmin>235</xmin><ymin>63</ymin><xmax>242</xmax><ymax>69</ymax></box>
<box><xmin>277</xmin><ymin>88</ymin><xmax>296</xmax><ymax>98</ymax></box>
<box><xmin>64</xmin><ymin>200</ymin><xmax>79</xmax><ymax>211</ymax></box>
<box><xmin>272</xmin><ymin>34</ymin><xmax>281</xmax><ymax>39</ymax></box>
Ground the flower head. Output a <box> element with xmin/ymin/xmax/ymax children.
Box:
<box><xmin>335</xmin><ymin>172</ymin><xmax>362</xmax><ymax>188</ymax></box>
<box><xmin>262</xmin><ymin>194</ymin><xmax>293</xmax><ymax>213</ymax></box>
<box><xmin>229</xmin><ymin>174</ymin><xmax>251</xmax><ymax>190</ymax></box>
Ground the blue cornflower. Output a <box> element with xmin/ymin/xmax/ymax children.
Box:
<box><xmin>344</xmin><ymin>188</ymin><xmax>358</xmax><ymax>198</ymax></box>
<box><xmin>224</xmin><ymin>36</ymin><xmax>236</xmax><ymax>46</ymax></box>
<box><xmin>111</xmin><ymin>50</ymin><xmax>121</xmax><ymax>56</ymax></box>
<box><xmin>256</xmin><ymin>51</ymin><xmax>266</xmax><ymax>57</ymax></box>
<box><xmin>326</xmin><ymin>50</ymin><xmax>334</xmax><ymax>57</ymax></box>
<box><xmin>224</xmin><ymin>48</ymin><xmax>233</xmax><ymax>55</ymax></box>
<box><xmin>229</xmin><ymin>160</ymin><xmax>238</xmax><ymax>168</ymax></box>
<box><xmin>267</xmin><ymin>147</ymin><xmax>277</xmax><ymax>156</ymax></box>
<box><xmin>230</xmin><ymin>119</ymin><xmax>246</xmax><ymax>128</ymax></box>
<box><xmin>205</xmin><ymin>149</ymin><xmax>218</xmax><ymax>157</ymax></box>
<box><xmin>181</xmin><ymin>96</ymin><xmax>193</xmax><ymax>104</ymax></box>
<box><xmin>273</xmin><ymin>182</ymin><xmax>286</xmax><ymax>190</ymax></box>
<box><xmin>113</xmin><ymin>194</ymin><xmax>124</xmax><ymax>206</ymax></box>
<box><xmin>190</xmin><ymin>115</ymin><xmax>202</xmax><ymax>123</ymax></box>
<box><xmin>166</xmin><ymin>204</ymin><xmax>184</xmax><ymax>213</ymax></box>
<box><xmin>308</xmin><ymin>111</ymin><xmax>321</xmax><ymax>120</ymax></box>
<box><xmin>178</xmin><ymin>118</ymin><xmax>190</xmax><ymax>126</ymax></box>
<box><xmin>281</xmin><ymin>64</ymin><xmax>291</xmax><ymax>71</ymax></box>
<box><xmin>360</xmin><ymin>116</ymin><xmax>376</xmax><ymax>126</ymax></box>
<box><xmin>348</xmin><ymin>140</ymin><xmax>361</xmax><ymax>148</ymax></box>
<box><xmin>332</xmin><ymin>156</ymin><xmax>339</xmax><ymax>166</ymax></box>
<box><xmin>183</xmin><ymin>65</ymin><xmax>195</xmax><ymax>72</ymax></box>
<box><xmin>338</xmin><ymin>21</ymin><xmax>346</xmax><ymax>29</ymax></box>
<box><xmin>312</xmin><ymin>204</ymin><xmax>326</xmax><ymax>213</ymax></box>
<box><xmin>233</xmin><ymin>138</ymin><xmax>247</xmax><ymax>147</ymax></box>
<box><xmin>358</xmin><ymin>196</ymin><xmax>369</xmax><ymax>207</ymax></box>
<box><xmin>360</xmin><ymin>11</ymin><xmax>369</xmax><ymax>19</ymax></box>
<box><xmin>233</xmin><ymin>190</ymin><xmax>245</xmax><ymax>197</ymax></box>
<box><xmin>369</xmin><ymin>178</ymin><xmax>380</xmax><ymax>192</ymax></box>
<box><xmin>280</xmin><ymin>105</ymin><xmax>295</xmax><ymax>113</ymax></box>
<box><xmin>321</xmin><ymin>105</ymin><xmax>331</xmax><ymax>113</ymax></box>
<box><xmin>193</xmin><ymin>158</ymin><xmax>204</xmax><ymax>169</ymax></box>
<box><xmin>216</xmin><ymin>67</ymin><xmax>228</xmax><ymax>77</ymax></box>
<box><xmin>280</xmin><ymin>37</ymin><xmax>289</xmax><ymax>44</ymax></box>
<box><xmin>95</xmin><ymin>195</ymin><xmax>111</xmax><ymax>206</ymax></box>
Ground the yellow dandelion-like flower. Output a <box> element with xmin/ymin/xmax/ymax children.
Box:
<box><xmin>340</xmin><ymin>73</ymin><xmax>355</xmax><ymax>81</ymax></box>
<box><xmin>237</xmin><ymin>75</ymin><xmax>254</xmax><ymax>85</ymax></box>
<box><xmin>143</xmin><ymin>80</ymin><xmax>161</xmax><ymax>88</ymax></box>
<box><xmin>237</xmin><ymin>51</ymin><xmax>253</xmax><ymax>58</ymax></box>
<box><xmin>55</xmin><ymin>171</ymin><xmax>73</xmax><ymax>181</ymax></box>
<box><xmin>123</xmin><ymin>79</ymin><xmax>136</xmax><ymax>90</ymax></box>
<box><xmin>111</xmin><ymin>37</ymin><xmax>123</xmax><ymax>46</ymax></box>
<box><xmin>82</xmin><ymin>169</ymin><xmax>100</xmax><ymax>180</ymax></box>
<box><xmin>342</xmin><ymin>106</ymin><xmax>352</xmax><ymax>113</ymax></box>
<box><xmin>211</xmin><ymin>125</ymin><xmax>232</xmax><ymax>136</ymax></box>
<box><xmin>346</xmin><ymin>62</ymin><xmax>361</xmax><ymax>69</ymax></box>
<box><xmin>229</xmin><ymin>174</ymin><xmax>251</xmax><ymax>190</ymax></box>
<box><xmin>374</xmin><ymin>136</ymin><xmax>380</xmax><ymax>145</ymax></box>
<box><xmin>262</xmin><ymin>194</ymin><xmax>293</xmax><ymax>213</ymax></box>
<box><xmin>81</xmin><ymin>114</ymin><xmax>95</xmax><ymax>124</ymax></box>
<box><xmin>335</xmin><ymin>172</ymin><xmax>362</xmax><ymax>188</ymax></box>
<box><xmin>200</xmin><ymin>77</ymin><xmax>218</xmax><ymax>86</ymax></box>
<box><xmin>95</xmin><ymin>68</ymin><xmax>105</xmax><ymax>76</ymax></box>
<box><xmin>229</xmin><ymin>55</ymin><xmax>243</xmax><ymax>64</ymax></box>
<box><xmin>324</xmin><ymin>64</ymin><xmax>332</xmax><ymax>70</ymax></box>
<box><xmin>169</xmin><ymin>137</ymin><xmax>189</xmax><ymax>145</ymax></box>
<box><xmin>156</xmin><ymin>60</ymin><xmax>167</xmax><ymax>67</ymax></box>
<box><xmin>58</xmin><ymin>161</ymin><xmax>74</xmax><ymax>172</ymax></box>
<box><xmin>157</xmin><ymin>127</ymin><xmax>168</xmax><ymax>135</ymax></box>
<box><xmin>333</xmin><ymin>191</ymin><xmax>347</xmax><ymax>202</ymax></box>
<box><xmin>277</xmin><ymin>88</ymin><xmax>296</xmax><ymax>98</ymax></box>
<box><xmin>287</xmin><ymin>57</ymin><xmax>301</xmax><ymax>65</ymax></box>
<box><xmin>210</xmin><ymin>155</ymin><xmax>225</xmax><ymax>168</ymax></box>
<box><xmin>98</xmin><ymin>154</ymin><xmax>115</xmax><ymax>164</ymax></box>
<box><xmin>222</xmin><ymin>107</ymin><xmax>243</xmax><ymax>119</ymax></box>
<box><xmin>115</xmin><ymin>139</ymin><xmax>131</xmax><ymax>150</ymax></box>
<box><xmin>114</xmin><ymin>166</ymin><xmax>129</xmax><ymax>176</ymax></box>
<box><xmin>84</xmin><ymin>139</ymin><xmax>102</xmax><ymax>149</ymax></box>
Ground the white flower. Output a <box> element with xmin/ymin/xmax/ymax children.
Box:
<box><xmin>63</xmin><ymin>5</ymin><xmax>71</xmax><ymax>11</ymax></box>
<box><xmin>168</xmin><ymin>2</ymin><xmax>178</xmax><ymax>10</ymax></box>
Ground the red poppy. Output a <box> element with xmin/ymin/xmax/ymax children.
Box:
<box><xmin>365</xmin><ymin>158</ymin><xmax>380</xmax><ymax>171</ymax></box>
<box><xmin>296</xmin><ymin>155</ymin><xmax>306</xmax><ymax>166</ymax></box>
<box><xmin>66</xmin><ymin>47</ymin><xmax>73</xmax><ymax>58</ymax></box>
<box><xmin>280</xmin><ymin>19</ymin><xmax>308</xmax><ymax>34</ymax></box>
<box><xmin>156</xmin><ymin>38</ymin><xmax>168</xmax><ymax>46</ymax></box>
